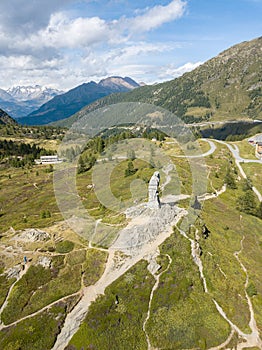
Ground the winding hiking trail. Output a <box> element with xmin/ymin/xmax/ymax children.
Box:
<box><xmin>143</xmin><ymin>251</ymin><xmax>172</xmax><ymax>350</ymax></box>
<box><xmin>1</xmin><ymin>137</ymin><xmax>261</xmax><ymax>349</ymax></box>
<box><xmin>52</xmin><ymin>163</ymin><xmax>187</xmax><ymax>350</ymax></box>
<box><xmin>0</xmin><ymin>263</ymin><xmax>29</xmax><ymax>326</ymax></box>
<box><xmin>176</xmin><ymin>225</ymin><xmax>262</xmax><ymax>350</ymax></box>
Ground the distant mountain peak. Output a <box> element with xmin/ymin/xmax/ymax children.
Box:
<box><xmin>53</xmin><ymin>36</ymin><xmax>261</xmax><ymax>128</ymax></box>
<box><xmin>18</xmin><ymin>76</ymin><xmax>140</xmax><ymax>125</ymax></box>
<box><xmin>98</xmin><ymin>76</ymin><xmax>140</xmax><ymax>91</ymax></box>
<box><xmin>7</xmin><ymin>85</ymin><xmax>63</xmax><ymax>102</ymax></box>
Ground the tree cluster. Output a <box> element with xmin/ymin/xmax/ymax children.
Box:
<box><xmin>0</xmin><ymin>139</ymin><xmax>54</xmax><ymax>168</ymax></box>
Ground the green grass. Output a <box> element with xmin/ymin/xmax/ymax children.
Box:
<box><xmin>55</xmin><ymin>240</ymin><xmax>75</xmax><ymax>253</ymax></box>
<box><xmin>0</xmin><ymin>166</ymin><xmax>62</xmax><ymax>232</ymax></box>
<box><xmin>0</xmin><ymin>296</ymin><xmax>78</xmax><ymax>350</ymax></box>
<box><xmin>234</xmin><ymin>139</ymin><xmax>257</xmax><ymax>160</ymax></box>
<box><xmin>69</xmin><ymin>260</ymin><xmax>155</xmax><ymax>350</ymax></box>
<box><xmin>83</xmin><ymin>249</ymin><xmax>108</xmax><ymax>287</ymax></box>
<box><xmin>0</xmin><ymin>275</ymin><xmax>16</xmax><ymax>308</ymax></box>
<box><xmin>242</xmin><ymin>162</ymin><xmax>262</xmax><ymax>194</ymax></box>
<box><xmin>1</xmin><ymin>265</ymin><xmax>52</xmax><ymax>324</ymax></box>
<box><xmin>1</xmin><ymin>260</ymin><xmax>82</xmax><ymax>325</ymax></box>
<box><xmin>205</xmin><ymin>142</ymin><xmax>236</xmax><ymax>192</ymax></box>
<box><xmin>146</xmin><ymin>230</ymin><xmax>230</xmax><ymax>349</ymax></box>
<box><xmin>199</xmin><ymin>190</ymin><xmax>262</xmax><ymax>333</ymax></box>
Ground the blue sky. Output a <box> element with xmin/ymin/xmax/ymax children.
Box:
<box><xmin>0</xmin><ymin>0</ymin><xmax>261</xmax><ymax>90</ymax></box>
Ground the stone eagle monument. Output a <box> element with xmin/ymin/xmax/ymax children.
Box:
<box><xmin>148</xmin><ymin>171</ymin><xmax>161</xmax><ymax>209</ymax></box>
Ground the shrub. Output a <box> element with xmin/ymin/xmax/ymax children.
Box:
<box><xmin>55</xmin><ymin>240</ymin><xmax>75</xmax><ymax>254</ymax></box>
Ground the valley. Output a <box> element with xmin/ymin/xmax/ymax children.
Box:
<box><xmin>0</xmin><ymin>33</ymin><xmax>261</xmax><ymax>350</ymax></box>
<box><xmin>0</xmin><ymin>122</ymin><xmax>261</xmax><ymax>349</ymax></box>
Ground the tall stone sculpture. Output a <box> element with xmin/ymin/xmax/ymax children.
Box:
<box><xmin>148</xmin><ymin>171</ymin><xmax>161</xmax><ymax>209</ymax></box>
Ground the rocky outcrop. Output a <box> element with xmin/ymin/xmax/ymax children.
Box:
<box><xmin>17</xmin><ymin>228</ymin><xmax>50</xmax><ymax>242</ymax></box>
<box><xmin>38</xmin><ymin>256</ymin><xmax>52</xmax><ymax>268</ymax></box>
<box><xmin>148</xmin><ymin>171</ymin><xmax>161</xmax><ymax>209</ymax></box>
<box><xmin>114</xmin><ymin>204</ymin><xmax>182</xmax><ymax>255</ymax></box>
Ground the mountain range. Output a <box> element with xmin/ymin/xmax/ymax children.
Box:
<box><xmin>17</xmin><ymin>77</ymin><xmax>140</xmax><ymax>125</ymax></box>
<box><xmin>54</xmin><ymin>36</ymin><xmax>261</xmax><ymax>128</ymax></box>
<box><xmin>0</xmin><ymin>37</ymin><xmax>261</xmax><ymax>127</ymax></box>
<box><xmin>0</xmin><ymin>86</ymin><xmax>63</xmax><ymax>119</ymax></box>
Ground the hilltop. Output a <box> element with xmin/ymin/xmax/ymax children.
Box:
<box><xmin>55</xmin><ymin>37</ymin><xmax>262</xmax><ymax>128</ymax></box>
<box><xmin>19</xmin><ymin>77</ymin><xmax>140</xmax><ymax>125</ymax></box>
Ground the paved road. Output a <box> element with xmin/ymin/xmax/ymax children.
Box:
<box><xmin>172</xmin><ymin>139</ymin><xmax>216</xmax><ymax>158</ymax></box>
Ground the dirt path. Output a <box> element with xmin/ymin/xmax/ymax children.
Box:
<box><xmin>176</xmin><ymin>225</ymin><xmax>262</xmax><ymax>350</ymax></box>
<box><xmin>233</xmin><ymin>236</ymin><xmax>262</xmax><ymax>349</ymax></box>
<box><xmin>198</xmin><ymin>184</ymin><xmax>227</xmax><ymax>202</ymax></box>
<box><xmin>88</xmin><ymin>218</ymin><xmax>101</xmax><ymax>249</ymax></box>
<box><xmin>0</xmin><ymin>291</ymin><xmax>81</xmax><ymax>330</ymax></box>
<box><xmin>52</xmin><ymin>209</ymin><xmax>187</xmax><ymax>350</ymax></box>
<box><xmin>143</xmin><ymin>252</ymin><xmax>172</xmax><ymax>350</ymax></box>
<box><xmin>160</xmin><ymin>163</ymin><xmax>174</xmax><ymax>191</ymax></box>
<box><xmin>0</xmin><ymin>262</ymin><xmax>29</xmax><ymax>328</ymax></box>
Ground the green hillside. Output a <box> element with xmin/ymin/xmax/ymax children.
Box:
<box><xmin>0</xmin><ymin>109</ymin><xmax>18</xmax><ymax>126</ymax></box>
<box><xmin>55</xmin><ymin>36</ymin><xmax>261</xmax><ymax>128</ymax></box>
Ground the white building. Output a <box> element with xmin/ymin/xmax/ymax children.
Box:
<box><xmin>35</xmin><ymin>155</ymin><xmax>63</xmax><ymax>165</ymax></box>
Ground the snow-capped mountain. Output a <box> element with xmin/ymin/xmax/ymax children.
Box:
<box><xmin>0</xmin><ymin>85</ymin><xmax>63</xmax><ymax>118</ymax></box>
<box><xmin>7</xmin><ymin>85</ymin><xmax>63</xmax><ymax>103</ymax></box>
<box><xmin>0</xmin><ymin>88</ymin><xmax>15</xmax><ymax>102</ymax></box>
<box><xmin>0</xmin><ymin>77</ymin><xmax>139</xmax><ymax>122</ymax></box>
<box><xmin>20</xmin><ymin>76</ymin><xmax>140</xmax><ymax>125</ymax></box>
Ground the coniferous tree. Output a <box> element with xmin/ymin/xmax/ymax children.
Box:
<box><xmin>237</xmin><ymin>190</ymin><xmax>257</xmax><ymax>215</ymax></box>
<box><xmin>256</xmin><ymin>202</ymin><xmax>262</xmax><ymax>219</ymax></box>
<box><xmin>225</xmin><ymin>168</ymin><xmax>237</xmax><ymax>189</ymax></box>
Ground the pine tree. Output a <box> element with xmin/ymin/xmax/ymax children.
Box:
<box><xmin>77</xmin><ymin>155</ymin><xmax>86</xmax><ymax>174</ymax></box>
<box><xmin>256</xmin><ymin>202</ymin><xmax>262</xmax><ymax>219</ymax></box>
<box><xmin>225</xmin><ymin>168</ymin><xmax>237</xmax><ymax>189</ymax></box>
<box><xmin>237</xmin><ymin>190</ymin><xmax>256</xmax><ymax>215</ymax></box>
<box><xmin>125</xmin><ymin>161</ymin><xmax>136</xmax><ymax>177</ymax></box>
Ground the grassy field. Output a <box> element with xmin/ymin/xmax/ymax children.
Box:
<box><xmin>242</xmin><ymin>162</ymin><xmax>262</xmax><ymax>194</ymax></box>
<box><xmin>0</xmin><ymin>165</ymin><xmax>62</xmax><ymax>232</ymax></box>
<box><xmin>0</xmin><ymin>296</ymin><xmax>79</xmax><ymax>350</ymax></box>
<box><xmin>69</xmin><ymin>260</ymin><xmax>155</xmax><ymax>350</ymax></box>
<box><xmin>233</xmin><ymin>139</ymin><xmax>257</xmax><ymax>160</ymax></box>
<box><xmin>147</xmin><ymin>230</ymin><xmax>231</xmax><ymax>349</ymax></box>
<box><xmin>0</xmin><ymin>133</ymin><xmax>261</xmax><ymax>349</ymax></box>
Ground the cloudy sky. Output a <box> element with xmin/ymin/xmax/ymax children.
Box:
<box><xmin>0</xmin><ymin>0</ymin><xmax>261</xmax><ymax>90</ymax></box>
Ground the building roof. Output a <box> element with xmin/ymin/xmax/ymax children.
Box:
<box><xmin>248</xmin><ymin>134</ymin><xmax>262</xmax><ymax>144</ymax></box>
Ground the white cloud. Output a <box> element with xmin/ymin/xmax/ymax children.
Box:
<box><xmin>158</xmin><ymin>61</ymin><xmax>203</xmax><ymax>81</ymax></box>
<box><xmin>128</xmin><ymin>0</ymin><xmax>186</xmax><ymax>32</ymax></box>
<box><xmin>0</xmin><ymin>0</ymin><xmax>76</xmax><ymax>33</ymax></box>
<box><xmin>4</xmin><ymin>1</ymin><xmax>187</xmax><ymax>52</ymax></box>
<box><xmin>34</xmin><ymin>13</ymin><xmax>109</xmax><ymax>49</ymax></box>
<box><xmin>103</xmin><ymin>42</ymin><xmax>177</xmax><ymax>65</ymax></box>
<box><xmin>0</xmin><ymin>1</ymin><xmax>189</xmax><ymax>90</ymax></box>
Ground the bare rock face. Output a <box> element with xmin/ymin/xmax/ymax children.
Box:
<box><xmin>148</xmin><ymin>171</ymin><xmax>161</xmax><ymax>209</ymax></box>
<box><xmin>6</xmin><ymin>265</ymin><xmax>22</xmax><ymax>279</ymax></box>
<box><xmin>17</xmin><ymin>228</ymin><xmax>50</xmax><ymax>242</ymax></box>
<box><xmin>114</xmin><ymin>204</ymin><xmax>182</xmax><ymax>255</ymax></box>
<box><xmin>38</xmin><ymin>256</ymin><xmax>52</xmax><ymax>268</ymax></box>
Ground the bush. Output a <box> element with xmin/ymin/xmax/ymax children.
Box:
<box><xmin>247</xmin><ymin>282</ymin><xmax>257</xmax><ymax>297</ymax></box>
<box><xmin>55</xmin><ymin>240</ymin><xmax>75</xmax><ymax>253</ymax></box>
